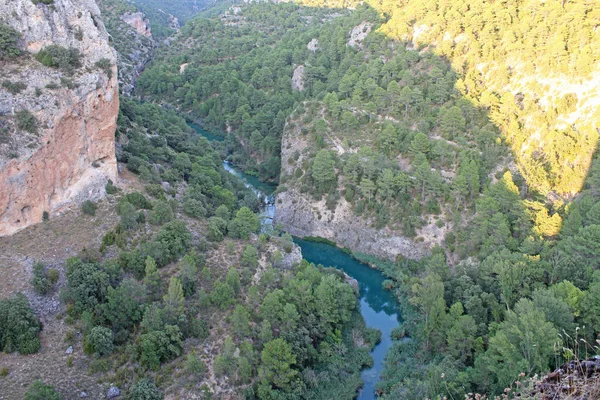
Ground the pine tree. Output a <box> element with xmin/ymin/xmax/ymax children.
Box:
<box><xmin>409</xmin><ymin>132</ymin><xmax>431</xmax><ymax>154</ymax></box>
<box><xmin>312</xmin><ymin>149</ymin><xmax>336</xmax><ymax>194</ymax></box>
<box><xmin>163</xmin><ymin>277</ymin><xmax>185</xmax><ymax>323</ymax></box>
<box><xmin>143</xmin><ymin>256</ymin><xmax>161</xmax><ymax>300</ymax></box>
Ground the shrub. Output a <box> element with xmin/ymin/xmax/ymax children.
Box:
<box><xmin>124</xmin><ymin>192</ymin><xmax>153</xmax><ymax>209</ymax></box>
<box><xmin>46</xmin><ymin>268</ymin><xmax>59</xmax><ymax>285</ymax></box>
<box><xmin>2</xmin><ymin>80</ymin><xmax>26</xmax><ymax>94</ymax></box>
<box><xmin>31</xmin><ymin>0</ymin><xmax>54</xmax><ymax>4</ymax></box>
<box><xmin>128</xmin><ymin>378</ymin><xmax>163</xmax><ymax>400</ymax></box>
<box><xmin>105</xmin><ymin>179</ymin><xmax>119</xmax><ymax>194</ymax></box>
<box><xmin>148</xmin><ymin>201</ymin><xmax>173</xmax><ymax>225</ymax></box>
<box><xmin>0</xmin><ymin>294</ymin><xmax>41</xmax><ymax>354</ymax></box>
<box><xmin>35</xmin><ymin>45</ymin><xmax>81</xmax><ymax>74</ymax></box>
<box><xmin>86</xmin><ymin>326</ymin><xmax>113</xmax><ymax>356</ymax></box>
<box><xmin>0</xmin><ymin>22</ymin><xmax>21</xmax><ymax>59</ymax></box>
<box><xmin>24</xmin><ymin>380</ymin><xmax>61</xmax><ymax>400</ymax></box>
<box><xmin>95</xmin><ymin>58</ymin><xmax>113</xmax><ymax>79</ymax></box>
<box><xmin>42</xmin><ymin>211</ymin><xmax>49</xmax><ymax>221</ymax></box>
<box><xmin>15</xmin><ymin>110</ymin><xmax>38</xmax><ymax>134</ymax></box>
<box><xmin>185</xmin><ymin>351</ymin><xmax>206</xmax><ymax>376</ymax></box>
<box><xmin>63</xmin><ymin>258</ymin><xmax>110</xmax><ymax>315</ymax></box>
<box><xmin>31</xmin><ymin>262</ymin><xmax>51</xmax><ymax>295</ymax></box>
<box><xmin>81</xmin><ymin>200</ymin><xmax>98</xmax><ymax>216</ymax></box>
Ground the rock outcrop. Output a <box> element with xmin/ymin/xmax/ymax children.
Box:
<box><xmin>292</xmin><ymin>65</ymin><xmax>305</xmax><ymax>92</ymax></box>
<box><xmin>0</xmin><ymin>0</ymin><xmax>118</xmax><ymax>236</ymax></box>
<box><xmin>120</xmin><ymin>12</ymin><xmax>151</xmax><ymax>38</ymax></box>
<box><xmin>274</xmin><ymin>119</ymin><xmax>430</xmax><ymax>262</ymax></box>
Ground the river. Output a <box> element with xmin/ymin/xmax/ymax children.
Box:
<box><xmin>191</xmin><ymin>123</ymin><xmax>401</xmax><ymax>399</ymax></box>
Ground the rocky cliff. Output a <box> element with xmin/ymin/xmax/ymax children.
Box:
<box><xmin>97</xmin><ymin>0</ymin><xmax>155</xmax><ymax>95</ymax></box>
<box><xmin>0</xmin><ymin>0</ymin><xmax>118</xmax><ymax>236</ymax></box>
<box><xmin>274</xmin><ymin>118</ymin><xmax>432</xmax><ymax>262</ymax></box>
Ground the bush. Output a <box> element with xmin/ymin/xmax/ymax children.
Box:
<box><xmin>35</xmin><ymin>45</ymin><xmax>81</xmax><ymax>74</ymax></box>
<box><xmin>0</xmin><ymin>22</ymin><xmax>21</xmax><ymax>59</ymax></box>
<box><xmin>15</xmin><ymin>110</ymin><xmax>38</xmax><ymax>134</ymax></box>
<box><xmin>148</xmin><ymin>201</ymin><xmax>173</xmax><ymax>225</ymax></box>
<box><xmin>81</xmin><ymin>200</ymin><xmax>98</xmax><ymax>216</ymax></box>
<box><xmin>31</xmin><ymin>0</ymin><xmax>54</xmax><ymax>4</ymax></box>
<box><xmin>106</xmin><ymin>179</ymin><xmax>119</xmax><ymax>194</ymax></box>
<box><xmin>24</xmin><ymin>380</ymin><xmax>61</xmax><ymax>400</ymax></box>
<box><xmin>125</xmin><ymin>192</ymin><xmax>153</xmax><ymax>209</ymax></box>
<box><xmin>42</xmin><ymin>211</ymin><xmax>49</xmax><ymax>221</ymax></box>
<box><xmin>0</xmin><ymin>294</ymin><xmax>41</xmax><ymax>354</ymax></box>
<box><xmin>47</xmin><ymin>268</ymin><xmax>59</xmax><ymax>284</ymax></box>
<box><xmin>2</xmin><ymin>80</ymin><xmax>26</xmax><ymax>94</ymax></box>
<box><xmin>127</xmin><ymin>378</ymin><xmax>163</xmax><ymax>400</ymax></box>
<box><xmin>31</xmin><ymin>262</ymin><xmax>52</xmax><ymax>295</ymax></box>
<box><xmin>95</xmin><ymin>58</ymin><xmax>113</xmax><ymax>79</ymax></box>
<box><xmin>85</xmin><ymin>326</ymin><xmax>113</xmax><ymax>356</ymax></box>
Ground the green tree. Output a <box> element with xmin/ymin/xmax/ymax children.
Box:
<box><xmin>178</xmin><ymin>254</ymin><xmax>198</xmax><ymax>296</ymax></box>
<box><xmin>101</xmin><ymin>279</ymin><xmax>146</xmax><ymax>338</ymax></box>
<box><xmin>232</xmin><ymin>305</ymin><xmax>251</xmax><ymax>337</ymax></box>
<box><xmin>211</xmin><ymin>280</ymin><xmax>235</xmax><ymax>310</ymax></box>
<box><xmin>440</xmin><ymin>106</ymin><xmax>466</xmax><ymax>138</ymax></box>
<box><xmin>148</xmin><ymin>201</ymin><xmax>173</xmax><ymax>225</ymax></box>
<box><xmin>241</xmin><ymin>245</ymin><xmax>259</xmax><ymax>269</ymax></box>
<box><xmin>446</xmin><ymin>303</ymin><xmax>477</xmax><ymax>363</ymax></box>
<box><xmin>359</xmin><ymin>178</ymin><xmax>376</xmax><ymax>202</ymax></box>
<box><xmin>0</xmin><ymin>294</ymin><xmax>41</xmax><ymax>354</ymax></box>
<box><xmin>86</xmin><ymin>326</ymin><xmax>114</xmax><ymax>356</ymax></box>
<box><xmin>482</xmin><ymin>299</ymin><xmax>560</xmax><ymax>391</ymax></box>
<box><xmin>312</xmin><ymin>149</ymin><xmax>336</xmax><ymax>194</ymax></box>
<box><xmin>228</xmin><ymin>207</ymin><xmax>260</xmax><ymax>239</ymax></box>
<box><xmin>226</xmin><ymin>268</ymin><xmax>241</xmax><ymax>294</ymax></box>
<box><xmin>163</xmin><ymin>277</ymin><xmax>185</xmax><ymax>323</ymax></box>
<box><xmin>258</xmin><ymin>338</ymin><xmax>298</xmax><ymax>392</ymax></box>
<box><xmin>409</xmin><ymin>132</ymin><xmax>431</xmax><ymax>154</ymax></box>
<box><xmin>409</xmin><ymin>273</ymin><xmax>447</xmax><ymax>351</ymax></box>
<box><xmin>581</xmin><ymin>271</ymin><xmax>600</xmax><ymax>338</ymax></box>
<box><xmin>378</xmin><ymin>124</ymin><xmax>398</xmax><ymax>156</ymax></box>
<box><xmin>143</xmin><ymin>257</ymin><xmax>161</xmax><ymax>300</ymax></box>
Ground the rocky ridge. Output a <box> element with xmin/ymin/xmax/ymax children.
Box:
<box><xmin>0</xmin><ymin>0</ymin><xmax>118</xmax><ymax>236</ymax></box>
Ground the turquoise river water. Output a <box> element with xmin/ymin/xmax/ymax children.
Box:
<box><xmin>191</xmin><ymin>123</ymin><xmax>401</xmax><ymax>399</ymax></box>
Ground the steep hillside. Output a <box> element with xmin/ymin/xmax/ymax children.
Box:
<box><xmin>0</xmin><ymin>0</ymin><xmax>118</xmax><ymax>236</ymax></box>
<box><xmin>97</xmin><ymin>0</ymin><xmax>155</xmax><ymax>95</ymax></box>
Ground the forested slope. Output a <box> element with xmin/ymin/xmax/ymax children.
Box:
<box><xmin>133</xmin><ymin>2</ymin><xmax>600</xmax><ymax>399</ymax></box>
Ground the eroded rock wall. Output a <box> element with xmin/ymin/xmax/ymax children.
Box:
<box><xmin>0</xmin><ymin>0</ymin><xmax>118</xmax><ymax>236</ymax></box>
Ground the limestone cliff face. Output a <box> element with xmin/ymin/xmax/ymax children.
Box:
<box><xmin>274</xmin><ymin>122</ymin><xmax>431</xmax><ymax>262</ymax></box>
<box><xmin>120</xmin><ymin>12</ymin><xmax>152</xmax><ymax>38</ymax></box>
<box><xmin>0</xmin><ymin>0</ymin><xmax>118</xmax><ymax>236</ymax></box>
